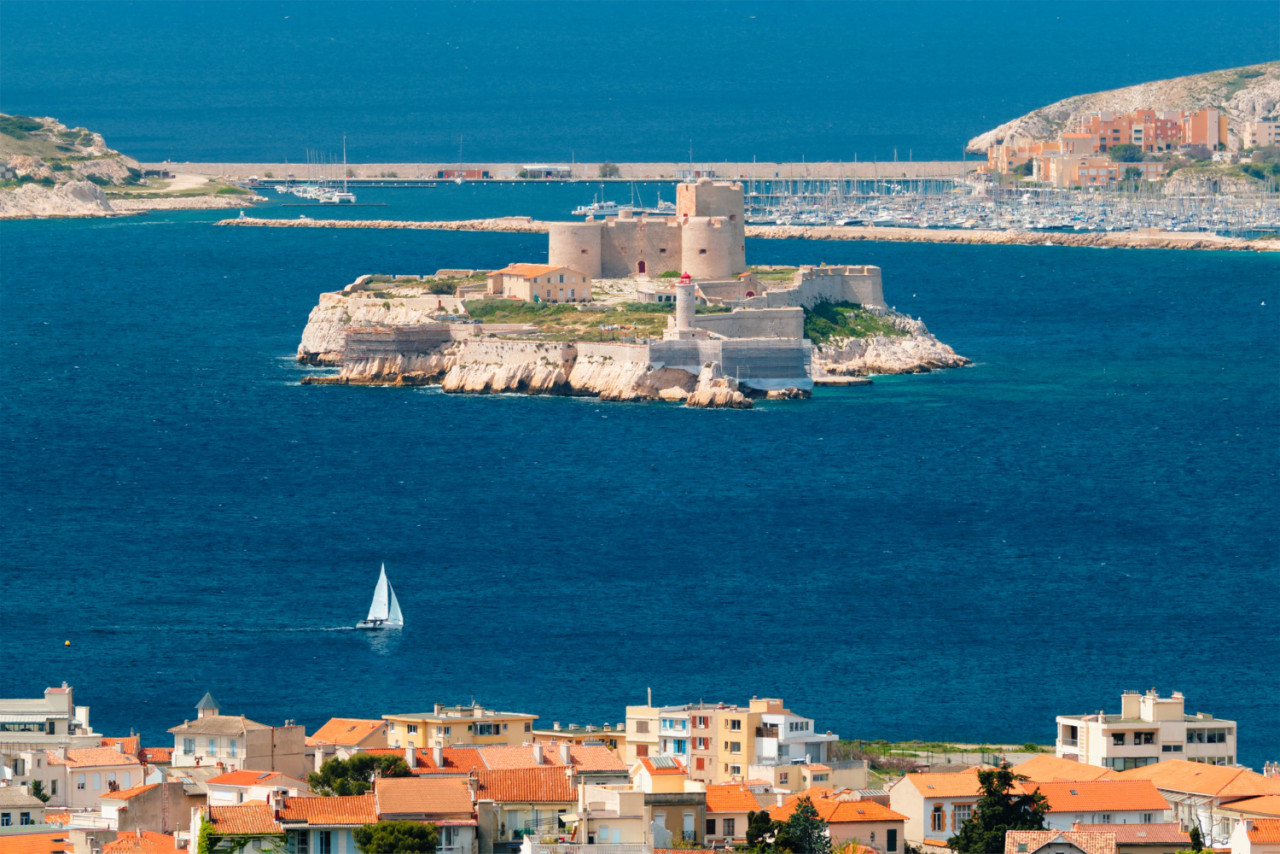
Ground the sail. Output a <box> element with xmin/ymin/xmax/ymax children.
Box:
<box><xmin>366</xmin><ymin>564</ymin><xmax>390</xmax><ymax>622</ymax></box>
<box><xmin>386</xmin><ymin>582</ymin><xmax>404</xmax><ymax>628</ymax></box>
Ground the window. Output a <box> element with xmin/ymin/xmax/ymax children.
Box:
<box><xmin>208</xmin><ymin>737</ymin><xmax>217</xmax><ymax>754</ymax></box>
<box><xmin>635</xmin><ymin>721</ymin><xmax>650</xmax><ymax>734</ymax></box>
<box><xmin>1100</xmin><ymin>814</ymin><xmax>1112</xmax><ymax>824</ymax></box>
<box><xmin>581</xmin><ymin>249</ymin><xmax>588</xmax><ymax>255</ymax></box>
<box><xmin>932</xmin><ymin>806</ymin><xmax>945</xmax><ymax>832</ymax></box>
<box><xmin>121</xmin><ymin>772</ymin><xmax>130</xmax><ymax>788</ymax></box>
<box><xmin>779</xmin><ymin>772</ymin><xmax>789</xmax><ymax>784</ymax></box>
<box><xmin>707</xmin><ymin>819</ymin><xmax>716</xmax><ymax>836</ymax></box>
<box><xmin>524</xmin><ymin>723</ymin><xmax>531</xmax><ymax>732</ymax></box>
<box><xmin>695</xmin><ymin>757</ymin><xmax>705</xmax><ymax>770</ymax></box>
<box><xmin>559</xmin><ymin>275</ymin><xmax>565</xmax><ymax>284</ymax></box>
<box><xmin>477</xmin><ymin>723</ymin><xmax>498</xmax><ymax>736</ymax></box>
<box><xmin>813</xmin><ymin>774</ymin><xmax>828</xmax><ymax>783</ymax></box>
<box><xmin>229</xmin><ymin>739</ymin><xmax>237</xmax><ymax>758</ymax></box>
<box><xmin>1163</xmin><ymin>744</ymin><xmax>1183</xmax><ymax>753</ymax></box>
<box><xmin>636</xmin><ymin>745</ymin><xmax>649</xmax><ymax>757</ymax></box>
<box><xmin>728</xmin><ymin>764</ymin><xmax>741</xmax><ymax>776</ymax></box>
<box><xmin>20</xmin><ymin>812</ymin><xmax>32</xmax><ymax>826</ymax></box>
<box><xmin>183</xmin><ymin>737</ymin><xmax>195</xmax><ymax>755</ymax></box>
<box><xmin>728</xmin><ymin>719</ymin><xmax>742</xmax><ymax>731</ymax></box>
<box><xmin>407</xmin><ymin>725</ymin><xmax>418</xmax><ymax>734</ymax></box>
<box><xmin>316</xmin><ymin>831</ymin><xmax>332</xmax><ymax>854</ymax></box>
<box><xmin>1113</xmin><ymin>733</ymin><xmax>1126</xmax><ymax>746</ymax></box>
<box><xmin>108</xmin><ymin>772</ymin><xmax>117</xmax><ymax>787</ymax></box>
<box><xmin>954</xmin><ymin>804</ymin><xmax>972</xmax><ymax>827</ymax></box>
<box><xmin>1143</xmin><ymin>814</ymin><xmax>1153</xmax><ymax>823</ymax></box>
<box><xmin>1018</xmin><ymin>845</ymin><xmax>1028</xmax><ymax>853</ymax></box>
<box><xmin>728</xmin><ymin>741</ymin><xmax>741</xmax><ymax>754</ymax></box>
<box><xmin>50</xmin><ymin>780</ymin><xmax>57</xmax><ymax>796</ymax></box>
<box><xmin>92</xmin><ymin>773</ymin><xmax>101</xmax><ymax>791</ymax></box>
<box><xmin>683</xmin><ymin>811</ymin><xmax>695</xmax><ymax>842</ymax></box>
<box><xmin>888</xmin><ymin>829</ymin><xmax>898</xmax><ymax>852</ymax></box>
<box><xmin>1</xmin><ymin>813</ymin><xmax>10</xmax><ymax>827</ymax></box>
<box><xmin>723</xmin><ymin>818</ymin><xmax>736</xmax><ymax>837</ymax></box>
<box><xmin>13</xmin><ymin>759</ymin><xmax>24</xmax><ymax>776</ymax></box>
<box><xmin>871</xmin><ymin>833</ymin><xmax>876</xmax><ymax>844</ymax></box>
<box><xmin>699</xmin><ymin>249</ymin><xmax>707</xmax><ymax>255</ymax></box>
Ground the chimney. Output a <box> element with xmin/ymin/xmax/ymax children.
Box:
<box><xmin>560</xmin><ymin>742</ymin><xmax>571</xmax><ymax>765</ymax></box>
<box><xmin>776</xmin><ymin>794</ymin><xmax>784</xmax><ymax>807</ymax></box>
<box><xmin>114</xmin><ymin>741</ymin><xmax>125</xmax><ymax>754</ymax></box>
<box><xmin>433</xmin><ymin>746</ymin><xmax>443</xmax><ymax>767</ymax></box>
<box><xmin>405</xmin><ymin>746</ymin><xmax>417</xmax><ymax>769</ymax></box>
<box><xmin>532</xmin><ymin>743</ymin><xmax>544</xmax><ymax>765</ymax></box>
<box><xmin>554</xmin><ymin>722</ymin><xmax>562</xmax><ymax>732</ymax></box>
<box><xmin>434</xmin><ymin>703</ymin><xmax>443</xmax><ymax>715</ymax></box>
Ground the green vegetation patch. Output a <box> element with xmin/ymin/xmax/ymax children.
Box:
<box><xmin>0</xmin><ymin>115</ymin><xmax>44</xmax><ymax>140</ymax></box>
<box><xmin>803</xmin><ymin>301</ymin><xmax>905</xmax><ymax>344</ymax></box>
<box><xmin>749</xmin><ymin>266</ymin><xmax>800</xmax><ymax>282</ymax></box>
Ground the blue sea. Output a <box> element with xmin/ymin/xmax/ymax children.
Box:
<box><xmin>2</xmin><ymin>2</ymin><xmax>1279</xmax><ymax>765</ymax></box>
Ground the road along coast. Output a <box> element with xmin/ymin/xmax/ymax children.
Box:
<box><xmin>218</xmin><ymin>217</ymin><xmax>1279</xmax><ymax>251</ymax></box>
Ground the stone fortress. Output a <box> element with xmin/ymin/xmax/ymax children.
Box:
<box><xmin>298</xmin><ymin>178</ymin><xmax>969</xmax><ymax>406</ymax></box>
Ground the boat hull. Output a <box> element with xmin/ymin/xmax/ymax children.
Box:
<box><xmin>355</xmin><ymin>619</ymin><xmax>401</xmax><ymax>630</ymax></box>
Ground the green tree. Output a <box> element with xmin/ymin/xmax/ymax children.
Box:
<box><xmin>30</xmin><ymin>780</ymin><xmax>51</xmax><ymax>803</ymax></box>
<box><xmin>946</xmin><ymin>762</ymin><xmax>1048</xmax><ymax>854</ymax></box>
<box><xmin>598</xmin><ymin>161</ymin><xmax>621</xmax><ymax>178</ymax></box>
<box><xmin>354</xmin><ymin>821</ymin><xmax>439</xmax><ymax>854</ymax></box>
<box><xmin>1012</xmin><ymin>161</ymin><xmax>1033</xmax><ymax>178</ymax></box>
<box><xmin>309</xmin><ymin>754</ymin><xmax>412</xmax><ymax>796</ymax></box>
<box><xmin>773</xmin><ymin>797</ymin><xmax>833</xmax><ymax>854</ymax></box>
<box><xmin>1108</xmin><ymin>144</ymin><xmax>1144</xmax><ymax>163</ymax></box>
<box><xmin>1189</xmin><ymin>826</ymin><xmax>1204</xmax><ymax>852</ymax></box>
<box><xmin>746</xmin><ymin>810</ymin><xmax>775</xmax><ymax>850</ymax></box>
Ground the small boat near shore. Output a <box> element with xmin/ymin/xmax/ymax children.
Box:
<box><xmin>356</xmin><ymin>563</ymin><xmax>403</xmax><ymax>630</ymax></box>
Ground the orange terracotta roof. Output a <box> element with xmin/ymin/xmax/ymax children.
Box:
<box><xmin>1004</xmin><ymin>830</ymin><xmax>1117</xmax><ymax>854</ymax></box>
<box><xmin>639</xmin><ymin>757</ymin><xmax>687</xmax><ymax>776</ymax></box>
<box><xmin>208</xmin><ymin>804</ymin><xmax>283</xmax><ymax>835</ymax></box>
<box><xmin>769</xmin><ymin>789</ymin><xmax>908</xmax><ymax>824</ymax></box>
<box><xmin>0</xmin><ymin>832</ymin><xmax>72</xmax><ymax>854</ymax></box>
<box><xmin>1030</xmin><ymin>780</ymin><xmax>1169</xmax><ymax>813</ymax></box>
<box><xmin>705</xmin><ymin>783</ymin><xmax>762</xmax><ymax>814</ymax></box>
<box><xmin>101</xmin><ymin>737</ymin><xmax>141</xmax><ymax>757</ymax></box>
<box><xmin>806</xmin><ymin>764</ymin><xmax>832</xmax><ymax>773</ymax></box>
<box><xmin>1249</xmin><ymin>819</ymin><xmax>1280</xmax><ymax>843</ymax></box>
<box><xmin>45</xmin><ymin>747</ymin><xmax>142</xmax><ymax>768</ymax></box>
<box><xmin>375</xmin><ymin>776</ymin><xmax>474</xmax><ymax>818</ymax></box>
<box><xmin>1014</xmin><ymin>755</ymin><xmax>1113</xmax><ymax>783</ymax></box>
<box><xmin>43</xmin><ymin>813</ymin><xmax>71</xmax><ymax>827</ymax></box>
<box><xmin>476</xmin><ymin>768</ymin><xmax>576</xmax><ymax>803</ymax></box>
<box><xmin>102</xmin><ymin>831</ymin><xmax>181</xmax><ymax>854</ymax></box>
<box><xmin>1223</xmin><ymin>795</ymin><xmax>1280</xmax><ymax>818</ymax></box>
<box><xmin>495</xmin><ymin>264</ymin><xmax>562</xmax><ymax>278</ymax></box>
<box><xmin>306</xmin><ymin>718</ymin><xmax>385</xmax><ymax>747</ymax></box>
<box><xmin>139</xmin><ymin>748</ymin><xmax>173</xmax><ymax>764</ymax></box>
<box><xmin>1073</xmin><ymin>823</ymin><xmax>1189</xmax><ymax>844</ymax></box>
<box><xmin>364</xmin><ymin>746</ymin><xmax>485</xmax><ymax>775</ymax></box>
<box><xmin>100</xmin><ymin>782</ymin><xmax>159</xmax><ymax>801</ymax></box>
<box><xmin>1114</xmin><ymin>761</ymin><xmax>1280</xmax><ymax>799</ymax></box>
<box><xmin>900</xmin><ymin>772</ymin><xmax>984</xmax><ymax>798</ymax></box>
<box><xmin>278</xmin><ymin>794</ymin><xmax>377</xmax><ymax>825</ymax></box>
<box><xmin>207</xmin><ymin>770</ymin><xmax>289</xmax><ymax>787</ymax></box>
<box><xmin>462</xmin><ymin>744</ymin><xmax>625</xmax><ymax>772</ymax></box>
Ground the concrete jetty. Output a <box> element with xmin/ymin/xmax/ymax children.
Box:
<box><xmin>215</xmin><ymin>217</ymin><xmax>1279</xmax><ymax>251</ymax></box>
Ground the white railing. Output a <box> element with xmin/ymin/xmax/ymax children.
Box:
<box><xmin>524</xmin><ymin>843</ymin><xmax>651</xmax><ymax>854</ymax></box>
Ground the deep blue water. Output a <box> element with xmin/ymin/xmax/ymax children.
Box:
<box><xmin>1</xmin><ymin>191</ymin><xmax>1277</xmax><ymax>764</ymax></box>
<box><xmin>1</xmin><ymin>1</ymin><xmax>1277</xmax><ymax>162</ymax></box>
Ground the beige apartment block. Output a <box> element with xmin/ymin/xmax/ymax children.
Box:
<box><xmin>1056</xmin><ymin>691</ymin><xmax>1237</xmax><ymax>771</ymax></box>
<box><xmin>168</xmin><ymin>693</ymin><xmax>307</xmax><ymax>779</ymax></box>
<box><xmin>384</xmin><ymin>703</ymin><xmax>538</xmax><ymax>749</ymax></box>
<box><xmin>1241</xmin><ymin>121</ymin><xmax>1280</xmax><ymax>150</ymax></box>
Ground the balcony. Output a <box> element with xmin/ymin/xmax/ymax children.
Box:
<box><xmin>1059</xmin><ymin>738</ymin><xmax>1079</xmax><ymax>748</ymax></box>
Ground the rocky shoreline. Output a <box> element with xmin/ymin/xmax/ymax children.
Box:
<box><xmin>221</xmin><ymin>216</ymin><xmax>1279</xmax><ymax>252</ymax></box>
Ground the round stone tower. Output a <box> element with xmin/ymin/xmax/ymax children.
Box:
<box><xmin>548</xmin><ymin>221</ymin><xmax>603</xmax><ymax>279</ymax></box>
<box><xmin>680</xmin><ymin>216</ymin><xmax>737</xmax><ymax>279</ymax></box>
<box><xmin>675</xmin><ymin>273</ymin><xmax>696</xmax><ymax>331</ymax></box>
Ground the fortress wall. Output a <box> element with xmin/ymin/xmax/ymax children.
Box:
<box><xmin>344</xmin><ymin>325</ymin><xmax>455</xmax><ymax>358</ymax></box>
<box><xmin>548</xmin><ymin>222</ymin><xmax>604</xmax><ymax>278</ymax></box>
<box><xmin>600</xmin><ymin>218</ymin><xmax>682</xmax><ymax>278</ymax></box>
<box><xmin>453</xmin><ymin>339</ymin><xmax>577</xmax><ymax>369</ymax></box>
<box><xmin>576</xmin><ymin>341</ymin><xmax>653</xmax><ymax>363</ymax></box>
<box><xmin>756</xmin><ymin>266</ymin><xmax>887</xmax><ymax>310</ymax></box>
<box><xmin>693</xmin><ymin>307</ymin><xmax>805</xmax><ymax>339</ymax></box>
<box><xmin>650</xmin><ymin>338</ymin><xmax>811</xmax><ymax>388</ymax></box>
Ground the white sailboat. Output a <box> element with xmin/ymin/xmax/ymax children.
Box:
<box><xmin>356</xmin><ymin>563</ymin><xmax>403</xmax><ymax>630</ymax></box>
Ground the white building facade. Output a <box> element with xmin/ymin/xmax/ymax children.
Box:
<box><xmin>1056</xmin><ymin>691</ymin><xmax>1236</xmax><ymax>771</ymax></box>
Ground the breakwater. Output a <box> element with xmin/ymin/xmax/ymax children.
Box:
<box><xmin>216</xmin><ymin>216</ymin><xmax>1279</xmax><ymax>251</ymax></box>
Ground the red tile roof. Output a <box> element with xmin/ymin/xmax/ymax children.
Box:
<box><xmin>364</xmin><ymin>747</ymin><xmax>484</xmax><ymax>775</ymax></box>
<box><xmin>101</xmin><ymin>737</ymin><xmax>141</xmax><ymax>757</ymax></box>
<box><xmin>306</xmin><ymin>718</ymin><xmax>386</xmax><ymax>747</ymax></box>
<box><xmin>207</xmin><ymin>770</ymin><xmax>291</xmax><ymax>787</ymax></box>
<box><xmin>495</xmin><ymin>264</ymin><xmax>563</xmax><ymax>278</ymax></box>
<box><xmin>207</xmin><ymin>804</ymin><xmax>283</xmax><ymax>835</ymax></box>
<box><xmin>102</xmin><ymin>831</ymin><xmax>181</xmax><ymax>854</ymax></box>
<box><xmin>1249</xmin><ymin>820</ymin><xmax>1280</xmax><ymax>844</ymax></box>
<box><xmin>1114</xmin><ymin>761</ymin><xmax>1280</xmax><ymax>799</ymax></box>
<box><xmin>476</xmin><ymin>768</ymin><xmax>576</xmax><ymax>803</ymax></box>
<box><xmin>139</xmin><ymin>748</ymin><xmax>173</xmax><ymax>764</ymax></box>
<box><xmin>899</xmin><ymin>772</ymin><xmax>985</xmax><ymax>798</ymax></box>
<box><xmin>0</xmin><ymin>832</ymin><xmax>72</xmax><ymax>854</ymax></box>
<box><xmin>278</xmin><ymin>794</ymin><xmax>377</xmax><ymax>826</ymax></box>
<box><xmin>375</xmin><ymin>777</ymin><xmax>475</xmax><ymax>818</ymax></box>
<box><xmin>45</xmin><ymin>747</ymin><xmax>141</xmax><ymax>768</ymax></box>
<box><xmin>705</xmin><ymin>784</ymin><xmax>762</xmax><ymax>814</ymax></box>
<box><xmin>42</xmin><ymin>813</ymin><xmax>71</xmax><ymax>827</ymax></box>
<box><xmin>1014</xmin><ymin>755</ymin><xmax>1113</xmax><ymax>783</ymax></box>
<box><xmin>1224</xmin><ymin>796</ymin><xmax>1280</xmax><ymax>818</ymax></box>
<box><xmin>769</xmin><ymin>789</ymin><xmax>908</xmax><ymax>824</ymax></box>
<box><xmin>1005</xmin><ymin>830</ymin><xmax>1118</xmax><ymax>854</ymax></box>
<box><xmin>1029</xmin><ymin>780</ymin><xmax>1169</xmax><ymax>813</ymax></box>
<box><xmin>100</xmin><ymin>783</ymin><xmax>159</xmax><ymax>801</ymax></box>
<box><xmin>1072</xmin><ymin>823</ymin><xmax>1190</xmax><ymax>845</ymax></box>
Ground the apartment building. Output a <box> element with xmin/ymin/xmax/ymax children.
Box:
<box><xmin>168</xmin><ymin>693</ymin><xmax>306</xmax><ymax>779</ymax></box>
<box><xmin>1241</xmin><ymin>121</ymin><xmax>1280</xmax><ymax>150</ymax></box>
<box><xmin>384</xmin><ymin>703</ymin><xmax>538</xmax><ymax>749</ymax></box>
<box><xmin>1056</xmin><ymin>691</ymin><xmax>1237</xmax><ymax>771</ymax></box>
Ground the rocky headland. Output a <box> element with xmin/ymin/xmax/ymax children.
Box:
<box><xmin>1</xmin><ymin>114</ymin><xmax>260</xmax><ymax>219</ymax></box>
<box><xmin>966</xmin><ymin>61</ymin><xmax>1280</xmax><ymax>153</ymax></box>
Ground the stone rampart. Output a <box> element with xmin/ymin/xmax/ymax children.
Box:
<box><xmin>748</xmin><ymin>265</ymin><xmax>886</xmax><ymax>311</ymax></box>
<box><xmin>344</xmin><ymin>325</ymin><xmax>454</xmax><ymax>359</ymax></box>
<box><xmin>693</xmin><ymin>307</ymin><xmax>805</xmax><ymax>340</ymax></box>
<box><xmin>649</xmin><ymin>338</ymin><xmax>811</xmax><ymax>390</ymax></box>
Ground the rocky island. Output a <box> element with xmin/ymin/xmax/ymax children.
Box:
<box><xmin>0</xmin><ymin>113</ymin><xmax>261</xmax><ymax>219</ymax></box>
<box><xmin>296</xmin><ymin>180</ymin><xmax>969</xmax><ymax>409</ymax></box>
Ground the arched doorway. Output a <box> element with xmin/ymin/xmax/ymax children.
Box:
<box><xmin>637</xmin><ymin>260</ymin><xmax>646</xmax><ymax>274</ymax></box>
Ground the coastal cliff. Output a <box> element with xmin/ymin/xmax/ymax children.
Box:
<box><xmin>813</xmin><ymin>315</ymin><xmax>970</xmax><ymax>376</ymax></box>
<box><xmin>966</xmin><ymin>62</ymin><xmax>1280</xmax><ymax>153</ymax></box>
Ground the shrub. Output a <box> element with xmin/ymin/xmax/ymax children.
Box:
<box><xmin>0</xmin><ymin>115</ymin><xmax>43</xmax><ymax>139</ymax></box>
<box><xmin>598</xmin><ymin>161</ymin><xmax>621</xmax><ymax>178</ymax></box>
<box><xmin>1108</xmin><ymin>144</ymin><xmax>1144</xmax><ymax>163</ymax></box>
